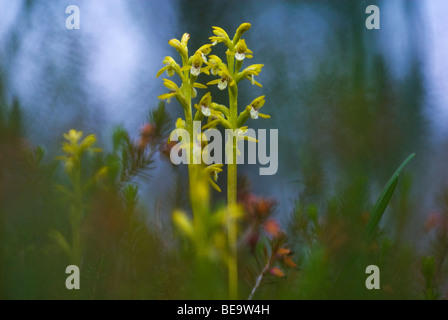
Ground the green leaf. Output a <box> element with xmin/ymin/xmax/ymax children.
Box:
<box><xmin>112</xmin><ymin>126</ymin><xmax>129</xmax><ymax>152</ymax></box>
<box><xmin>366</xmin><ymin>153</ymin><xmax>415</xmax><ymax>235</ymax></box>
<box><xmin>34</xmin><ymin>146</ymin><xmax>45</xmax><ymax>163</ymax></box>
<box><xmin>122</xmin><ymin>184</ymin><xmax>140</xmax><ymax>208</ymax></box>
<box><xmin>421</xmin><ymin>256</ymin><xmax>436</xmax><ymax>285</ymax></box>
<box><xmin>148</xmin><ymin>101</ymin><xmax>170</xmax><ymax>143</ymax></box>
<box><xmin>49</xmin><ymin>229</ymin><xmax>72</xmax><ymax>258</ymax></box>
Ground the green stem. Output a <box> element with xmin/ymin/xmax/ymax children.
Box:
<box><xmin>184</xmin><ymin>85</ymin><xmax>206</xmax><ymax>257</ymax></box>
<box><xmin>227</xmin><ymin>161</ymin><xmax>238</xmax><ymax>299</ymax></box>
<box><xmin>227</xmin><ymin>76</ymin><xmax>239</xmax><ymax>300</ymax></box>
<box><xmin>184</xmin><ymin>88</ymin><xmax>198</xmax><ymax>220</ymax></box>
<box><xmin>184</xmin><ymin>102</ymin><xmax>194</xmax><ymax>165</ymax></box>
<box><xmin>70</xmin><ymin>162</ymin><xmax>83</xmax><ymax>267</ymax></box>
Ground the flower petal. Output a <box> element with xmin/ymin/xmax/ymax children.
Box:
<box><xmin>277</xmin><ymin>248</ymin><xmax>291</xmax><ymax>256</ymax></box>
<box><xmin>250</xmin><ymin>107</ymin><xmax>259</xmax><ymax>119</ymax></box>
<box><xmin>156</xmin><ymin>66</ymin><xmax>169</xmax><ymax>78</ymax></box>
<box><xmin>235</xmin><ymin>52</ymin><xmax>245</xmax><ymax>61</ymax></box>
<box><xmin>218</xmin><ymin>80</ymin><xmax>228</xmax><ymax>90</ymax></box>
<box><xmin>270</xmin><ymin>267</ymin><xmax>285</xmax><ymax>277</ymax></box>
<box><xmin>194</xmin><ymin>83</ymin><xmax>208</xmax><ymax>89</ymax></box>
<box><xmin>158</xmin><ymin>92</ymin><xmax>177</xmax><ymax>101</ymax></box>
<box><xmin>206</xmin><ymin>79</ymin><xmax>221</xmax><ymax>86</ymax></box>
<box><xmin>191</xmin><ymin>66</ymin><xmax>201</xmax><ymax>76</ymax></box>
<box><xmin>209</xmin><ymin>177</ymin><xmax>222</xmax><ymax>192</ymax></box>
<box><xmin>162</xmin><ymin>79</ymin><xmax>179</xmax><ymax>91</ymax></box>
<box><xmin>166</xmin><ymin>68</ymin><xmax>175</xmax><ymax>77</ymax></box>
<box><xmin>283</xmin><ymin>257</ymin><xmax>297</xmax><ymax>268</ymax></box>
<box><xmin>201</xmin><ymin>106</ymin><xmax>211</xmax><ymax>117</ymax></box>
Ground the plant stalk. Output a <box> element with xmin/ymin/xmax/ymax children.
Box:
<box><xmin>227</xmin><ymin>67</ymin><xmax>239</xmax><ymax>299</ymax></box>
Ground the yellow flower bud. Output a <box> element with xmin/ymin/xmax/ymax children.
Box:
<box><xmin>181</xmin><ymin>33</ymin><xmax>190</xmax><ymax>45</ymax></box>
<box><xmin>168</xmin><ymin>38</ymin><xmax>182</xmax><ymax>50</ymax></box>
<box><xmin>233</xmin><ymin>23</ymin><xmax>251</xmax><ymax>45</ymax></box>
<box><xmin>175</xmin><ymin>118</ymin><xmax>186</xmax><ymax>129</ymax></box>
<box><xmin>199</xmin><ymin>92</ymin><xmax>212</xmax><ymax>108</ymax></box>
<box><xmin>207</xmin><ymin>55</ymin><xmax>222</xmax><ymax>75</ymax></box>
<box><xmin>250</xmin><ymin>95</ymin><xmax>265</xmax><ymax>109</ymax></box>
<box><xmin>169</xmin><ymin>38</ymin><xmax>188</xmax><ymax>62</ymax></box>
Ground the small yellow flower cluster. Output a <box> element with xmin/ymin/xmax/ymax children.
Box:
<box><xmin>156</xmin><ymin>33</ymin><xmax>210</xmax><ymax>107</ymax></box>
<box><xmin>57</xmin><ymin>129</ymin><xmax>101</xmax><ymax>172</ymax></box>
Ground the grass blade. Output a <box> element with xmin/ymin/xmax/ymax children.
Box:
<box><xmin>367</xmin><ymin>153</ymin><xmax>415</xmax><ymax>235</ymax></box>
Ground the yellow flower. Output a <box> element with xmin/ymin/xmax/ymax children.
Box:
<box><xmin>181</xmin><ymin>52</ymin><xmax>210</xmax><ymax>77</ymax></box>
<box><xmin>248</xmin><ymin>95</ymin><xmax>270</xmax><ymax>119</ymax></box>
<box><xmin>207</xmin><ymin>65</ymin><xmax>235</xmax><ymax>90</ymax></box>
<box><xmin>236</xmin><ymin>96</ymin><xmax>270</xmax><ymax>126</ymax></box>
<box><xmin>204</xmin><ymin>163</ymin><xmax>224</xmax><ymax>192</ymax></box>
<box><xmin>202</xmin><ymin>106</ymin><xmax>211</xmax><ymax>117</ymax></box>
<box><xmin>176</xmin><ymin>118</ymin><xmax>186</xmax><ymax>129</ymax></box>
<box><xmin>250</xmin><ymin>107</ymin><xmax>259</xmax><ymax>119</ymax></box>
<box><xmin>218</xmin><ymin>78</ymin><xmax>229</xmax><ymax>90</ymax></box>
<box><xmin>197</xmin><ymin>92</ymin><xmax>212</xmax><ymax>117</ymax></box>
<box><xmin>63</xmin><ymin>129</ymin><xmax>83</xmax><ymax>145</ymax></box>
<box><xmin>158</xmin><ymin>79</ymin><xmax>180</xmax><ymax>103</ymax></box>
<box><xmin>209</xmin><ymin>26</ymin><xmax>233</xmax><ymax>48</ymax></box>
<box><xmin>236</xmin><ymin>64</ymin><xmax>264</xmax><ymax>87</ymax></box>
<box><xmin>196</xmin><ymin>44</ymin><xmax>213</xmax><ymax>62</ymax></box>
<box><xmin>169</xmin><ymin>36</ymin><xmax>188</xmax><ymax>62</ymax></box>
<box><xmin>206</xmin><ymin>55</ymin><xmax>223</xmax><ymax>75</ymax></box>
<box><xmin>190</xmin><ymin>52</ymin><xmax>204</xmax><ymax>76</ymax></box>
<box><xmin>168</xmin><ymin>118</ymin><xmax>187</xmax><ymax>145</ymax></box>
<box><xmin>234</xmin><ymin>39</ymin><xmax>253</xmax><ymax>61</ymax></box>
<box><xmin>156</xmin><ymin>56</ymin><xmax>181</xmax><ymax>78</ymax></box>
<box><xmin>61</xmin><ymin>129</ymin><xmax>99</xmax><ymax>155</ymax></box>
<box><xmin>58</xmin><ymin>130</ymin><xmax>101</xmax><ymax>171</ymax></box>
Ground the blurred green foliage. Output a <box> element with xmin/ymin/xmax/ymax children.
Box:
<box><xmin>0</xmin><ymin>93</ymin><xmax>445</xmax><ymax>299</ymax></box>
